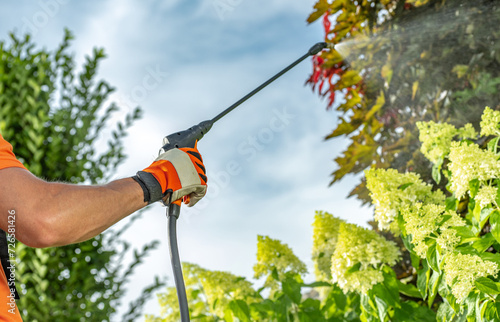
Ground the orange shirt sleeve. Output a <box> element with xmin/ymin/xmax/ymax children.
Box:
<box><xmin>0</xmin><ymin>135</ymin><xmax>25</xmax><ymax>321</ymax></box>
<box><xmin>0</xmin><ymin>134</ymin><xmax>26</xmax><ymax>171</ymax></box>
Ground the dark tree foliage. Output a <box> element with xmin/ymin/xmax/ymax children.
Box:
<box><xmin>307</xmin><ymin>0</ymin><xmax>500</xmax><ymax>203</ymax></box>
<box><xmin>0</xmin><ymin>29</ymin><xmax>164</xmax><ymax>321</ymax></box>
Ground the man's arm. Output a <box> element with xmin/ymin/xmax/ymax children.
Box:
<box><xmin>0</xmin><ymin>167</ymin><xmax>146</xmax><ymax>248</ymax></box>
<box><xmin>0</xmin><ymin>143</ymin><xmax>207</xmax><ymax>248</ymax></box>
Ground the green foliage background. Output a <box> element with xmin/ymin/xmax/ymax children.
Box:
<box><xmin>0</xmin><ymin>30</ymin><xmax>163</xmax><ymax>321</ymax></box>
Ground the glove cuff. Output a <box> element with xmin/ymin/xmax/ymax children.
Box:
<box><xmin>132</xmin><ymin>171</ymin><xmax>165</xmax><ymax>204</ymax></box>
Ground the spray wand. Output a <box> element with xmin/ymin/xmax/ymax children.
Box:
<box><xmin>163</xmin><ymin>42</ymin><xmax>327</xmax><ymax>322</ymax></box>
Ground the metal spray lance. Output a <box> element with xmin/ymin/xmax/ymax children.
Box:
<box><xmin>162</xmin><ymin>42</ymin><xmax>327</xmax><ymax>322</ymax></box>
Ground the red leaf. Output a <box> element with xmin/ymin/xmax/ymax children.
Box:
<box><xmin>327</xmin><ymin>90</ymin><xmax>336</xmax><ymax>108</ymax></box>
<box><xmin>323</xmin><ymin>13</ymin><xmax>331</xmax><ymax>35</ymax></box>
<box><xmin>313</xmin><ymin>55</ymin><xmax>324</xmax><ymax>66</ymax></box>
<box><xmin>319</xmin><ymin>78</ymin><xmax>325</xmax><ymax>94</ymax></box>
<box><xmin>313</xmin><ymin>68</ymin><xmax>321</xmax><ymax>83</ymax></box>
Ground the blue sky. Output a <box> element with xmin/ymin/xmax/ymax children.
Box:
<box><xmin>0</xmin><ymin>0</ymin><xmax>373</xmax><ymax>319</ymax></box>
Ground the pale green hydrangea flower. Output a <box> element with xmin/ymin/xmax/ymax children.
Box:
<box><xmin>333</xmin><ymin>268</ymin><xmax>385</xmax><ymax>294</ymax></box>
<box><xmin>416</xmin><ymin>121</ymin><xmax>477</xmax><ymax>164</ymax></box>
<box><xmin>198</xmin><ymin>268</ymin><xmax>256</xmax><ymax>317</ymax></box>
<box><xmin>442</xmin><ymin>213</ymin><xmax>468</xmax><ymax>228</ymax></box>
<box><xmin>150</xmin><ymin>263</ymin><xmax>256</xmax><ymax>321</ymax></box>
<box><xmin>436</xmin><ymin>228</ymin><xmax>462</xmax><ymax>253</ymax></box>
<box><xmin>417</xmin><ymin>121</ymin><xmax>459</xmax><ymax>164</ymax></box>
<box><xmin>480</xmin><ymin>106</ymin><xmax>500</xmax><ymax>137</ymax></box>
<box><xmin>402</xmin><ymin>203</ymin><xmax>465</xmax><ymax>257</ymax></box>
<box><xmin>458</xmin><ymin>123</ymin><xmax>478</xmax><ymax>140</ymax></box>
<box><xmin>365</xmin><ymin>168</ymin><xmax>445</xmax><ymax>231</ymax></box>
<box><xmin>331</xmin><ymin>222</ymin><xmax>400</xmax><ymax>294</ymax></box>
<box><xmin>475</xmin><ymin>185</ymin><xmax>498</xmax><ymax>209</ymax></box>
<box><xmin>448</xmin><ymin>141</ymin><xmax>500</xmax><ymax>199</ymax></box>
<box><xmin>152</xmin><ymin>287</ymin><xmax>184</xmax><ymax>322</ymax></box>
<box><xmin>413</xmin><ymin>242</ymin><xmax>429</xmax><ymax>257</ymax></box>
<box><xmin>403</xmin><ymin>203</ymin><xmax>442</xmax><ymax>248</ymax></box>
<box><xmin>254</xmin><ymin>235</ymin><xmax>307</xmax><ymax>288</ymax></box>
<box><xmin>311</xmin><ymin>211</ymin><xmax>345</xmax><ymax>281</ymax></box>
<box><xmin>444</xmin><ymin>253</ymin><xmax>499</xmax><ymax>303</ymax></box>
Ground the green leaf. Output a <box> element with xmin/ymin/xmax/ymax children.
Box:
<box><xmin>250</xmin><ymin>299</ymin><xmax>274</xmax><ymax>316</ymax></box>
<box><xmin>397</xmin><ymin>280</ymin><xmax>423</xmax><ymax>299</ymax></box>
<box><xmin>452</xmin><ymin>64</ymin><xmax>470</xmax><ymax>78</ymax></box>
<box><xmin>327</xmin><ymin>117</ymin><xmax>358</xmax><ymax>138</ymax></box>
<box><xmin>473</xmin><ymin>201</ymin><xmax>482</xmax><ymax>223</ymax></box>
<box><xmin>322</xmin><ymin>286</ymin><xmax>348</xmax><ymax>317</ymax></box>
<box><xmin>397</xmin><ymin>212</ymin><xmax>408</xmax><ymax>237</ymax></box>
<box><xmin>346</xmin><ymin>262</ymin><xmax>362</xmax><ymax>274</ymax></box>
<box><xmin>476</xmin><ymin>207</ymin><xmax>493</xmax><ymax>230</ymax></box>
<box><xmin>428</xmin><ymin>271</ymin><xmax>442</xmax><ymax>308</ymax></box>
<box><xmin>395</xmin><ymin>301</ymin><xmax>437</xmax><ymax>321</ymax></box>
<box><xmin>410</xmin><ymin>252</ymin><xmax>420</xmax><ymax>269</ymax></box>
<box><xmin>301</xmin><ymin>281</ymin><xmax>331</xmax><ymax>288</ymax></box>
<box><xmin>229</xmin><ymin>300</ymin><xmax>251</xmax><ymax>322</ymax></box>
<box><xmin>417</xmin><ymin>261</ymin><xmax>430</xmax><ymax>300</ymax></box>
<box><xmin>282</xmin><ymin>276</ymin><xmax>302</xmax><ymax>304</ymax></box>
<box><xmin>452</xmin><ymin>226</ymin><xmax>479</xmax><ymax>244</ymax></box>
<box><xmin>426</xmin><ymin>240</ymin><xmax>440</xmax><ymax>272</ymax></box>
<box><xmin>341</xmin><ymin>70</ymin><xmax>363</xmax><ymax>87</ymax></box>
<box><xmin>299</xmin><ymin>298</ymin><xmax>322</xmax><ymax>319</ymax></box>
<box><xmin>271</xmin><ymin>267</ymin><xmax>280</xmax><ymax>281</ymax></box>
<box><xmin>455</xmin><ymin>244</ymin><xmax>480</xmax><ymax>256</ymax></box>
<box><xmin>445</xmin><ymin>196</ymin><xmax>458</xmax><ymax>211</ymax></box>
<box><xmin>487</xmin><ymin>136</ymin><xmax>500</xmax><ymax>153</ymax></box>
<box><xmin>398</xmin><ymin>182</ymin><xmax>414</xmax><ymax>190</ymax></box>
<box><xmin>490</xmin><ymin>210</ymin><xmax>500</xmax><ymax>243</ymax></box>
<box><xmin>223</xmin><ymin>307</ymin><xmax>235</xmax><ymax>322</ymax></box>
<box><xmin>360</xmin><ymin>293</ymin><xmax>378</xmax><ymax>322</ymax></box>
<box><xmin>432</xmin><ymin>158</ymin><xmax>443</xmax><ymax>184</ymax></box>
<box><xmin>374</xmin><ymin>296</ymin><xmax>388</xmax><ymax>322</ymax></box>
<box><xmin>437</xmin><ymin>301</ymin><xmax>456</xmax><ymax>322</ymax></box>
<box><xmin>384</xmin><ymin>265</ymin><xmax>400</xmax><ymax>291</ymax></box>
<box><xmin>307</xmin><ymin>0</ymin><xmax>329</xmax><ymax>23</ymax></box>
<box><xmin>469</xmin><ymin>178</ymin><xmax>480</xmax><ymax>198</ymax></box>
<box><xmin>472</xmin><ymin>233</ymin><xmax>495</xmax><ymax>253</ymax></box>
<box><xmin>437</xmin><ymin>214</ymin><xmax>452</xmax><ymax>226</ymax></box>
<box><xmin>479</xmin><ymin>252</ymin><xmax>500</xmax><ymax>265</ymax></box>
<box><xmin>477</xmin><ymin>297</ymin><xmax>491</xmax><ymax>322</ymax></box>
<box><xmin>464</xmin><ymin>293</ymin><xmax>478</xmax><ymax>318</ymax></box>
<box><xmin>485</xmin><ymin>301</ymin><xmax>500</xmax><ymax>321</ymax></box>
<box><xmin>475</xmin><ymin>277</ymin><xmax>500</xmax><ymax>295</ymax></box>
<box><xmin>27</xmin><ymin>77</ymin><xmax>41</xmax><ymax>96</ymax></box>
<box><xmin>369</xmin><ymin>267</ymin><xmax>400</xmax><ymax>317</ymax></box>
<box><xmin>364</xmin><ymin>92</ymin><xmax>385</xmax><ymax>120</ymax></box>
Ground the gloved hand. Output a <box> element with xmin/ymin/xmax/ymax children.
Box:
<box><xmin>133</xmin><ymin>142</ymin><xmax>207</xmax><ymax>206</ymax></box>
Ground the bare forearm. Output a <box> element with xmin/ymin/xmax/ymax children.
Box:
<box><xmin>0</xmin><ymin>168</ymin><xmax>148</xmax><ymax>248</ymax></box>
<box><xmin>42</xmin><ymin>178</ymin><xmax>147</xmax><ymax>246</ymax></box>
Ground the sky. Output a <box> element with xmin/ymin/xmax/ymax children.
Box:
<box><xmin>0</xmin><ymin>0</ymin><xmax>373</xmax><ymax>320</ymax></box>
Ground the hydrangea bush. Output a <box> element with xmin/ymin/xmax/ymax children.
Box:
<box><xmin>147</xmin><ymin>107</ymin><xmax>500</xmax><ymax>322</ymax></box>
<box><xmin>361</xmin><ymin>107</ymin><xmax>500</xmax><ymax>321</ymax></box>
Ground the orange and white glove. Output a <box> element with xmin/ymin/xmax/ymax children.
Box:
<box><xmin>132</xmin><ymin>143</ymin><xmax>207</xmax><ymax>206</ymax></box>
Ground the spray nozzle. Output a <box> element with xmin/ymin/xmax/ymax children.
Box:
<box><xmin>308</xmin><ymin>42</ymin><xmax>327</xmax><ymax>55</ymax></box>
<box><xmin>308</xmin><ymin>42</ymin><xmax>338</xmax><ymax>56</ymax></box>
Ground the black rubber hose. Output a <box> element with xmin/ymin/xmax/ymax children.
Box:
<box><xmin>162</xmin><ymin>42</ymin><xmax>327</xmax><ymax>321</ymax></box>
<box><xmin>167</xmin><ymin>205</ymin><xmax>190</xmax><ymax>321</ymax></box>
